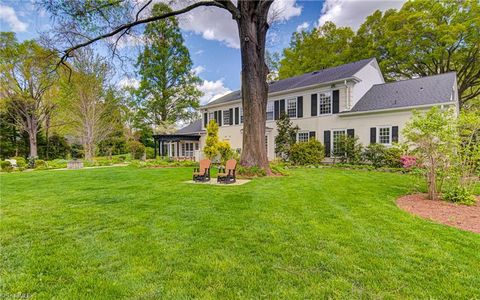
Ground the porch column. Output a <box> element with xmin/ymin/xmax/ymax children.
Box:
<box><xmin>154</xmin><ymin>139</ymin><xmax>157</xmax><ymax>158</ymax></box>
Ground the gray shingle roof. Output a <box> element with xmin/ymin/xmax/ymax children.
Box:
<box><xmin>349</xmin><ymin>72</ymin><xmax>456</xmax><ymax>113</ymax></box>
<box><xmin>175</xmin><ymin>119</ymin><xmax>203</xmax><ymax>134</ymax></box>
<box><xmin>204</xmin><ymin>58</ymin><xmax>376</xmax><ymax>107</ymax></box>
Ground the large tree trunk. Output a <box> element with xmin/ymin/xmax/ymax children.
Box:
<box><xmin>26</xmin><ymin>116</ymin><xmax>38</xmax><ymax>158</ymax></box>
<box><xmin>28</xmin><ymin>129</ymin><xmax>38</xmax><ymax>158</ymax></box>
<box><xmin>237</xmin><ymin>1</ymin><xmax>272</xmax><ymax>173</ymax></box>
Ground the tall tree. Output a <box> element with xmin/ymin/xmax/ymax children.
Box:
<box><xmin>60</xmin><ymin>49</ymin><xmax>119</xmax><ymax>160</ymax></box>
<box><xmin>0</xmin><ymin>32</ymin><xmax>59</xmax><ymax>158</ymax></box>
<box><xmin>278</xmin><ymin>22</ymin><xmax>355</xmax><ymax>79</ymax></box>
<box><xmin>42</xmin><ymin>0</ymin><xmax>275</xmax><ymax>173</ymax></box>
<box><xmin>136</xmin><ymin>3</ymin><xmax>201</xmax><ymax>131</ymax></box>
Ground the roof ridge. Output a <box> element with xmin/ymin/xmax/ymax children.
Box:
<box><xmin>371</xmin><ymin>72</ymin><xmax>456</xmax><ymax>87</ymax></box>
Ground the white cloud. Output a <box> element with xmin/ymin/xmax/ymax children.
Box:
<box><xmin>0</xmin><ymin>5</ymin><xmax>28</xmax><ymax>32</ymax></box>
<box><xmin>318</xmin><ymin>0</ymin><xmax>405</xmax><ymax>30</ymax></box>
<box><xmin>198</xmin><ymin>79</ymin><xmax>231</xmax><ymax>105</ymax></box>
<box><xmin>270</xmin><ymin>0</ymin><xmax>302</xmax><ymax>23</ymax></box>
<box><xmin>296</xmin><ymin>21</ymin><xmax>309</xmax><ymax>32</ymax></box>
<box><xmin>118</xmin><ymin>77</ymin><xmax>140</xmax><ymax>89</ymax></box>
<box><xmin>192</xmin><ymin>66</ymin><xmax>205</xmax><ymax>75</ymax></box>
<box><xmin>178</xmin><ymin>0</ymin><xmax>302</xmax><ymax>49</ymax></box>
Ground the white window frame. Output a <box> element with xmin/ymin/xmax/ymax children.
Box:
<box><xmin>208</xmin><ymin>112</ymin><xmax>214</xmax><ymax>122</ymax></box>
<box><xmin>331</xmin><ymin>129</ymin><xmax>346</xmax><ymax>155</ymax></box>
<box><xmin>287</xmin><ymin>98</ymin><xmax>297</xmax><ymax>118</ymax></box>
<box><xmin>377</xmin><ymin>126</ymin><xmax>392</xmax><ymax>146</ymax></box>
<box><xmin>223</xmin><ymin>109</ymin><xmax>230</xmax><ymax>126</ymax></box>
<box><xmin>297</xmin><ymin>131</ymin><xmax>309</xmax><ymax>143</ymax></box>
<box><xmin>240</xmin><ymin>107</ymin><xmax>243</xmax><ymax>123</ymax></box>
<box><xmin>319</xmin><ymin>91</ymin><xmax>332</xmax><ymax>115</ymax></box>
<box><xmin>266</xmin><ymin>102</ymin><xmax>274</xmax><ymax>120</ymax></box>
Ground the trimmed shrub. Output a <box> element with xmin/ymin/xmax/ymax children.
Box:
<box><xmin>333</xmin><ymin>135</ymin><xmax>363</xmax><ymax>164</ymax></box>
<box><xmin>35</xmin><ymin>159</ymin><xmax>47</xmax><ymax>169</ymax></box>
<box><xmin>47</xmin><ymin>159</ymin><xmax>68</xmax><ymax>169</ymax></box>
<box><xmin>127</xmin><ymin>141</ymin><xmax>146</xmax><ymax>160</ymax></box>
<box><xmin>1</xmin><ymin>161</ymin><xmax>13</xmax><ymax>172</ymax></box>
<box><xmin>363</xmin><ymin>143</ymin><xmax>387</xmax><ymax>168</ymax></box>
<box><xmin>443</xmin><ymin>185</ymin><xmax>477</xmax><ymax>205</ymax></box>
<box><xmin>289</xmin><ymin>140</ymin><xmax>325</xmax><ymax>165</ymax></box>
<box><xmin>384</xmin><ymin>146</ymin><xmax>403</xmax><ymax>168</ymax></box>
<box><xmin>145</xmin><ymin>147</ymin><xmax>155</xmax><ymax>159</ymax></box>
<box><xmin>11</xmin><ymin>156</ymin><xmax>27</xmax><ymax>168</ymax></box>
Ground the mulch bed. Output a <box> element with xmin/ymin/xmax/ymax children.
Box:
<box><xmin>396</xmin><ymin>194</ymin><xmax>480</xmax><ymax>234</ymax></box>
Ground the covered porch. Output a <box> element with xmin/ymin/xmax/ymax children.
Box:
<box><xmin>153</xmin><ymin>134</ymin><xmax>201</xmax><ymax>160</ymax></box>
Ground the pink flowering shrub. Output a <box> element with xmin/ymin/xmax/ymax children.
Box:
<box><xmin>400</xmin><ymin>155</ymin><xmax>417</xmax><ymax>169</ymax></box>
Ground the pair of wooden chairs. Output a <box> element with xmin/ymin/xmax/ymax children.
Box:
<box><xmin>192</xmin><ymin>159</ymin><xmax>237</xmax><ymax>184</ymax></box>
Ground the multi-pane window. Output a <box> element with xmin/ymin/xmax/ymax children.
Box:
<box><xmin>223</xmin><ymin>109</ymin><xmax>230</xmax><ymax>125</ymax></box>
<box><xmin>297</xmin><ymin>131</ymin><xmax>309</xmax><ymax>143</ymax></box>
<box><xmin>266</xmin><ymin>102</ymin><xmax>274</xmax><ymax>120</ymax></box>
<box><xmin>287</xmin><ymin>98</ymin><xmax>297</xmax><ymax>118</ymax></box>
<box><xmin>209</xmin><ymin>112</ymin><xmax>214</xmax><ymax>122</ymax></box>
<box><xmin>240</xmin><ymin>107</ymin><xmax>244</xmax><ymax>123</ymax></box>
<box><xmin>319</xmin><ymin>92</ymin><xmax>332</xmax><ymax>115</ymax></box>
<box><xmin>378</xmin><ymin>127</ymin><xmax>391</xmax><ymax>145</ymax></box>
<box><xmin>181</xmin><ymin>142</ymin><xmax>197</xmax><ymax>157</ymax></box>
<box><xmin>332</xmin><ymin>130</ymin><xmax>346</xmax><ymax>155</ymax></box>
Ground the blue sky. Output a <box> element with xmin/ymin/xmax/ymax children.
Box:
<box><xmin>0</xmin><ymin>0</ymin><xmax>404</xmax><ymax>103</ymax></box>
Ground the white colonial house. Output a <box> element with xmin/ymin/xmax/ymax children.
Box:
<box><xmin>153</xmin><ymin>58</ymin><xmax>459</xmax><ymax>160</ymax></box>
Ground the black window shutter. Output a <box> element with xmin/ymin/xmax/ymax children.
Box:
<box><xmin>234</xmin><ymin>107</ymin><xmax>239</xmax><ymax>125</ymax></box>
<box><xmin>214</xmin><ymin>111</ymin><xmax>218</xmax><ymax>124</ymax></box>
<box><xmin>370</xmin><ymin>127</ymin><xmax>376</xmax><ymax>144</ymax></box>
<box><xmin>333</xmin><ymin>90</ymin><xmax>340</xmax><ymax>114</ymax></box>
<box><xmin>297</xmin><ymin>96</ymin><xmax>303</xmax><ymax>118</ymax></box>
<box><xmin>309</xmin><ymin>131</ymin><xmax>316</xmax><ymax>140</ymax></box>
<box><xmin>311</xmin><ymin>94</ymin><xmax>317</xmax><ymax>116</ymax></box>
<box><xmin>204</xmin><ymin>112</ymin><xmax>208</xmax><ymax>127</ymax></box>
<box><xmin>274</xmin><ymin>100</ymin><xmax>280</xmax><ymax>120</ymax></box>
<box><xmin>347</xmin><ymin>129</ymin><xmax>354</xmax><ymax>138</ymax></box>
<box><xmin>392</xmin><ymin>126</ymin><xmax>399</xmax><ymax>143</ymax></box>
<box><xmin>218</xmin><ymin>110</ymin><xmax>222</xmax><ymax>126</ymax></box>
<box><xmin>324</xmin><ymin>130</ymin><xmax>331</xmax><ymax>157</ymax></box>
<box><xmin>229</xmin><ymin>108</ymin><xmax>233</xmax><ymax>125</ymax></box>
<box><xmin>280</xmin><ymin>99</ymin><xmax>285</xmax><ymax>116</ymax></box>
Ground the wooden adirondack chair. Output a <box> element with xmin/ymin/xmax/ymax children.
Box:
<box><xmin>193</xmin><ymin>159</ymin><xmax>211</xmax><ymax>182</ymax></box>
<box><xmin>217</xmin><ymin>159</ymin><xmax>237</xmax><ymax>184</ymax></box>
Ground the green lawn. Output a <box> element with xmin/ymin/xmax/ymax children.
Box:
<box><xmin>1</xmin><ymin>167</ymin><xmax>479</xmax><ymax>299</ymax></box>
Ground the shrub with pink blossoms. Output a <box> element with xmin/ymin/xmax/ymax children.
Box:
<box><xmin>400</xmin><ymin>155</ymin><xmax>417</xmax><ymax>169</ymax></box>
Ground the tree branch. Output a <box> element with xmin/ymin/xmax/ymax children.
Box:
<box><xmin>58</xmin><ymin>1</ymin><xmax>228</xmax><ymax>65</ymax></box>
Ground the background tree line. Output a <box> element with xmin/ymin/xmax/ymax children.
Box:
<box><xmin>0</xmin><ymin>3</ymin><xmax>201</xmax><ymax>161</ymax></box>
